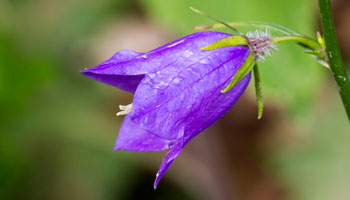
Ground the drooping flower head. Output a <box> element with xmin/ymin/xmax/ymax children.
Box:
<box><xmin>81</xmin><ymin>31</ymin><xmax>251</xmax><ymax>188</ymax></box>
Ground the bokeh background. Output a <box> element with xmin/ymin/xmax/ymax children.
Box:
<box><xmin>1</xmin><ymin>0</ymin><xmax>349</xmax><ymax>199</ymax></box>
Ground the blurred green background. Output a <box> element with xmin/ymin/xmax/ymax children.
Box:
<box><xmin>0</xmin><ymin>0</ymin><xmax>349</xmax><ymax>200</ymax></box>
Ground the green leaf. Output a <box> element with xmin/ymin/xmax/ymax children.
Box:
<box><xmin>253</xmin><ymin>64</ymin><xmax>264</xmax><ymax>119</ymax></box>
<box><xmin>221</xmin><ymin>52</ymin><xmax>255</xmax><ymax>93</ymax></box>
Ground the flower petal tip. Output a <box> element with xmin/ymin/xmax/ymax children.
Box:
<box><xmin>153</xmin><ymin>172</ymin><xmax>162</xmax><ymax>190</ymax></box>
<box><xmin>80</xmin><ymin>69</ymin><xmax>93</xmax><ymax>76</ymax></box>
<box><xmin>113</xmin><ymin>146</ymin><xmax>121</xmax><ymax>152</ymax></box>
<box><xmin>153</xmin><ymin>180</ymin><xmax>158</xmax><ymax>190</ymax></box>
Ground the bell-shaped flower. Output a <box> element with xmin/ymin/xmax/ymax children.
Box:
<box><xmin>81</xmin><ymin>31</ymin><xmax>251</xmax><ymax>188</ymax></box>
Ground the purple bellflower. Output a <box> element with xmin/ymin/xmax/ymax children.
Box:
<box><xmin>81</xmin><ymin>31</ymin><xmax>251</xmax><ymax>189</ymax></box>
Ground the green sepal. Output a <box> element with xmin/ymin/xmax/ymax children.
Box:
<box><xmin>221</xmin><ymin>52</ymin><xmax>255</xmax><ymax>93</ymax></box>
<box><xmin>253</xmin><ymin>64</ymin><xmax>263</xmax><ymax>119</ymax></box>
<box><xmin>201</xmin><ymin>36</ymin><xmax>248</xmax><ymax>50</ymax></box>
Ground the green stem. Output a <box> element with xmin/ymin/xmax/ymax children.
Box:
<box><xmin>318</xmin><ymin>0</ymin><xmax>350</xmax><ymax>121</ymax></box>
<box><xmin>272</xmin><ymin>35</ymin><xmax>321</xmax><ymax>51</ymax></box>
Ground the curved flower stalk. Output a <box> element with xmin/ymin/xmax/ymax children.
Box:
<box><xmin>193</xmin><ymin>5</ymin><xmax>350</xmax><ymax>121</ymax></box>
<box><xmin>81</xmin><ymin>31</ymin><xmax>251</xmax><ymax>188</ymax></box>
<box><xmin>190</xmin><ymin>7</ymin><xmax>335</xmax><ymax>119</ymax></box>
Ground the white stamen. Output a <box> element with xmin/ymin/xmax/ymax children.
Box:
<box><xmin>116</xmin><ymin>103</ymin><xmax>132</xmax><ymax>116</ymax></box>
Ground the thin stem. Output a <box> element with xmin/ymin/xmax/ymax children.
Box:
<box><xmin>272</xmin><ymin>35</ymin><xmax>321</xmax><ymax>51</ymax></box>
<box><xmin>194</xmin><ymin>22</ymin><xmax>299</xmax><ymax>36</ymax></box>
<box><xmin>318</xmin><ymin>0</ymin><xmax>350</xmax><ymax>121</ymax></box>
<box><xmin>190</xmin><ymin>7</ymin><xmax>242</xmax><ymax>35</ymax></box>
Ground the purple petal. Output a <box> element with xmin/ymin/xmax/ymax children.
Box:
<box><xmin>83</xmin><ymin>31</ymin><xmax>252</xmax><ymax>189</ymax></box>
<box><xmin>153</xmin><ymin>139</ymin><xmax>183</xmax><ymax>189</ymax></box>
<box><xmin>81</xmin><ymin>32</ymin><xmax>232</xmax><ymax>92</ymax></box>
<box><xmin>114</xmin><ymin>115</ymin><xmax>172</xmax><ymax>151</ymax></box>
<box><xmin>130</xmin><ymin>32</ymin><xmax>250</xmax><ymax>140</ymax></box>
<box><xmin>83</xmin><ymin>49</ymin><xmax>143</xmax><ymax>75</ymax></box>
<box><xmin>81</xmin><ymin>72</ymin><xmax>144</xmax><ymax>93</ymax></box>
<box><xmin>81</xmin><ymin>49</ymin><xmax>146</xmax><ymax>92</ymax></box>
<box><xmin>150</xmin><ymin>73</ymin><xmax>250</xmax><ymax>188</ymax></box>
<box><xmin>182</xmin><ymin>73</ymin><xmax>251</xmax><ymax>145</ymax></box>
